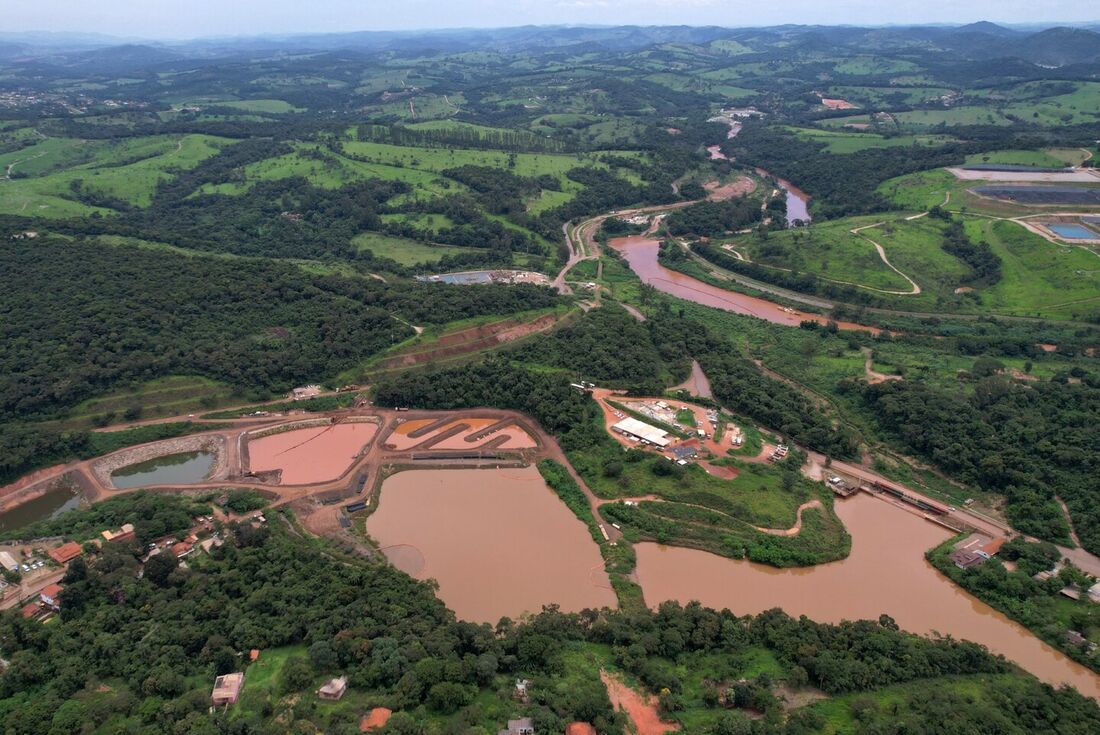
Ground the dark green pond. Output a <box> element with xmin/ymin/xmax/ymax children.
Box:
<box><xmin>0</xmin><ymin>485</ymin><xmax>82</xmax><ymax>532</ymax></box>
<box><xmin>111</xmin><ymin>451</ymin><xmax>214</xmax><ymax>489</ymax></box>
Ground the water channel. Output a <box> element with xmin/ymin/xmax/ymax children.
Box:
<box><xmin>635</xmin><ymin>492</ymin><xmax>1100</xmax><ymax>697</ymax></box>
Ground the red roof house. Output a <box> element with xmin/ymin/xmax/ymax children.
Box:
<box><xmin>40</xmin><ymin>583</ymin><xmax>63</xmax><ymax>610</ymax></box>
<box><xmin>48</xmin><ymin>542</ymin><xmax>83</xmax><ymax>565</ymax></box>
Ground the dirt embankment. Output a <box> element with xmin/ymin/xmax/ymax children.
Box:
<box><xmin>371</xmin><ymin>314</ymin><xmax>561</xmax><ymax>371</ymax></box>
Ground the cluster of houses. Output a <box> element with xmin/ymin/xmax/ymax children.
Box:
<box><xmin>13</xmin><ymin>512</ymin><xmax>239</xmax><ymax>621</ymax></box>
<box><xmin>210</xmin><ymin>668</ymin><xmax>597</xmax><ymax>734</ymax></box>
<box><xmin>768</xmin><ymin>444</ymin><xmax>789</xmax><ymax>462</ymax></box>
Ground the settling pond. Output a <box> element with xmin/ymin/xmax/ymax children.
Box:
<box><xmin>0</xmin><ymin>484</ymin><xmax>82</xmax><ymax>531</ymax></box>
<box><xmin>636</xmin><ymin>492</ymin><xmax>1100</xmax><ymax>698</ymax></box>
<box><xmin>248</xmin><ymin>422</ymin><xmax>376</xmax><ymax>484</ymax></box>
<box><xmin>368</xmin><ymin>466</ymin><xmax>615</xmax><ymax>623</ymax></box>
<box><xmin>111</xmin><ymin>451</ymin><xmax>215</xmax><ymax>489</ymax></box>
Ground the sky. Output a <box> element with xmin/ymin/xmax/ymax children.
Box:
<box><xmin>7</xmin><ymin>0</ymin><xmax>1099</xmax><ymax>40</ymax></box>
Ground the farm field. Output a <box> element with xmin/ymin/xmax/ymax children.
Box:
<box><xmin>786</xmin><ymin>126</ymin><xmax>955</xmax><ymax>154</ymax></box>
<box><xmin>351</xmin><ymin>231</ymin><xmax>483</xmax><ymax>266</ymax></box>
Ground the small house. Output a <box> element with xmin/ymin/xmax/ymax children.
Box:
<box><xmin>211</xmin><ymin>672</ymin><xmax>244</xmax><ymax>706</ymax></box>
<box><xmin>499</xmin><ymin>718</ymin><xmax>535</xmax><ymax>735</ymax></box>
<box><xmin>948</xmin><ymin>549</ymin><xmax>987</xmax><ymax>570</ymax></box>
<box><xmin>102</xmin><ymin>523</ymin><xmax>135</xmax><ymax>544</ymax></box>
<box><xmin>318</xmin><ymin>676</ymin><xmax>348</xmax><ymax>701</ymax></box>
<box><xmin>514</xmin><ymin>678</ymin><xmax>530</xmax><ymax>703</ymax></box>
<box><xmin>1060</xmin><ymin>584</ymin><xmax>1083</xmax><ymax>601</ymax></box>
<box><xmin>40</xmin><ymin>583</ymin><xmax>63</xmax><ymax>611</ymax></box>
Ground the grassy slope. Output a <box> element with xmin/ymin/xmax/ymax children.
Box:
<box><xmin>1</xmin><ymin>134</ymin><xmax>230</xmax><ymax>215</ymax></box>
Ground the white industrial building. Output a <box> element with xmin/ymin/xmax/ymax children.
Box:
<box><xmin>611</xmin><ymin>417</ymin><xmax>672</xmax><ymax>448</ymax></box>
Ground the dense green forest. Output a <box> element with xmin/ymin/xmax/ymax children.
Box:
<box><xmin>849</xmin><ymin>375</ymin><xmax>1100</xmax><ymax>549</ymax></box>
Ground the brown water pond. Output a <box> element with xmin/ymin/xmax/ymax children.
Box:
<box><xmin>636</xmin><ymin>492</ymin><xmax>1100</xmax><ymax>698</ymax></box>
<box><xmin>248</xmin><ymin>422</ymin><xmax>376</xmax><ymax>484</ymax></box>
<box><xmin>368</xmin><ymin>466</ymin><xmax>616</xmax><ymax>623</ymax></box>
<box><xmin>609</xmin><ymin>236</ymin><xmax>875</xmax><ymax>331</ymax></box>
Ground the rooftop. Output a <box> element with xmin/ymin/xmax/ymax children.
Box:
<box><xmin>611</xmin><ymin>416</ymin><xmax>671</xmax><ymax>447</ymax></box>
<box><xmin>48</xmin><ymin>542</ymin><xmax>83</xmax><ymax>564</ymax></box>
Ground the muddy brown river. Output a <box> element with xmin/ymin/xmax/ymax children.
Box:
<box><xmin>636</xmin><ymin>493</ymin><xmax>1100</xmax><ymax>697</ymax></box>
<box><xmin>368</xmin><ymin>466</ymin><xmax>616</xmax><ymax>623</ymax></box>
<box><xmin>609</xmin><ymin>235</ymin><xmax>874</xmax><ymax>331</ymax></box>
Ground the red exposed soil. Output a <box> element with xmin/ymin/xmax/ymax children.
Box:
<box><xmin>600</xmin><ymin>670</ymin><xmax>679</xmax><ymax>735</ymax></box>
<box><xmin>704</xmin><ymin>176</ymin><xmax>756</xmax><ymax>202</ymax></box>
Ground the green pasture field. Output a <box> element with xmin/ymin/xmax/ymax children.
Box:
<box><xmin>963</xmin><ymin>149</ymin><xmax>1073</xmax><ymax>167</ymax></box>
<box><xmin>364</xmin><ymin>93</ymin><xmax>465</xmax><ymax>121</ymax></box>
<box><xmin>891</xmin><ymin>106</ymin><xmax>1015</xmax><ymax>128</ymax></box>
<box><xmin>786</xmin><ymin>126</ymin><xmax>955</xmax><ymax>154</ymax></box>
<box><xmin>816</xmin><ymin>114</ymin><xmax>875</xmax><ymax>129</ymax></box>
<box><xmin>877</xmin><ymin>168</ymin><xmax>967</xmax><ymax>211</ymax></box>
<box><xmin>1</xmin><ymin>134</ymin><xmax>230</xmax><ymax>215</ymax></box>
<box><xmin>208</xmin><ymin>99</ymin><xmax>301</xmax><ymax>114</ymax></box>
<box><xmin>379</xmin><ymin>212</ymin><xmax>456</xmax><ymax>232</ymax></box>
<box><xmin>975</xmin><ymin>219</ymin><xmax>1100</xmax><ymax>320</ymax></box>
<box><xmin>340</xmin><ymin>139</ymin><xmax>628</xmax><ymax>181</ymax></box>
<box><xmin>351</xmin><ymin>231</ymin><xmax>483</xmax><ymax>266</ymax></box>
<box><xmin>970</xmin><ymin>80</ymin><xmax>1100</xmax><ymax>126</ymax></box>
<box><xmin>832</xmin><ymin>56</ymin><xmax>920</xmax><ymax>75</ymax></box>
<box><xmin>571</xmin><ymin>439</ymin><xmax>812</xmax><ymax>530</ymax></box>
<box><xmin>728</xmin><ymin>215</ymin><xmax>914</xmax><ymax>293</ymax></box>
<box><xmin>707</xmin><ymin>39</ymin><xmax>755</xmax><ymax>55</ymax></box>
<box><xmin>825</xmin><ymin>85</ymin><xmax>954</xmax><ymax>107</ymax></box>
<box><xmin>526</xmin><ymin>187</ymin><xmax>573</xmax><ymax>214</ymax></box>
<box><xmin>196</xmin><ymin>143</ymin><xmax>459</xmax><ymax>200</ymax></box>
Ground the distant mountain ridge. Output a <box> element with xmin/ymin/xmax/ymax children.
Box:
<box><xmin>2</xmin><ymin>22</ymin><xmax>1099</xmax><ymax>69</ymax></box>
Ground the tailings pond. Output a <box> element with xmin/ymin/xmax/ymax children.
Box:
<box><xmin>248</xmin><ymin>422</ymin><xmax>376</xmax><ymax>484</ymax></box>
<box><xmin>635</xmin><ymin>492</ymin><xmax>1100</xmax><ymax>697</ymax></box>
<box><xmin>368</xmin><ymin>466</ymin><xmax>616</xmax><ymax>623</ymax></box>
<box><xmin>111</xmin><ymin>451</ymin><xmax>215</xmax><ymax>489</ymax></box>
<box><xmin>0</xmin><ymin>484</ymin><xmax>82</xmax><ymax>531</ymax></box>
<box><xmin>609</xmin><ymin>236</ymin><xmax>874</xmax><ymax>331</ymax></box>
